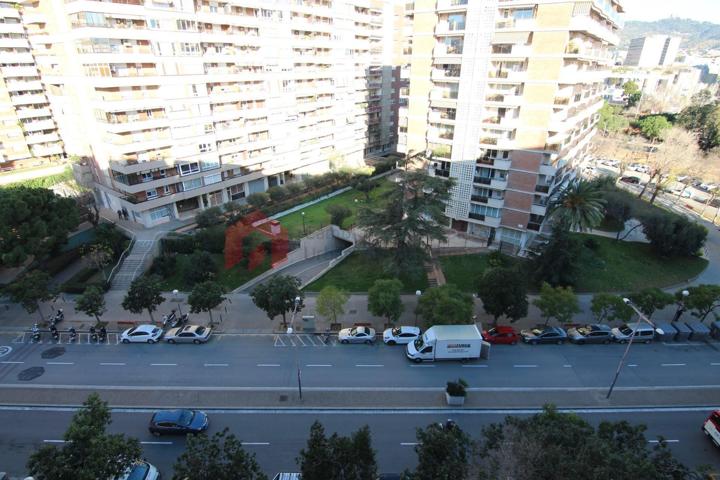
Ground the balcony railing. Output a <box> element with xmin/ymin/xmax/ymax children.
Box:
<box><xmin>431</xmin><ymin>146</ymin><xmax>452</xmax><ymax>158</ymax></box>
<box><xmin>471</xmin><ymin>195</ymin><xmax>488</xmax><ymax>203</ymax></box>
<box><xmin>474</xmin><ymin>176</ymin><xmax>492</xmax><ymax>185</ymax></box>
<box><xmin>434</xmin><ymin>169</ymin><xmax>450</xmax><ymax>178</ymax></box>
<box><xmin>527</xmin><ymin>222</ymin><xmax>542</xmax><ymax>231</ymax></box>
<box><xmin>468</xmin><ymin>212</ymin><xmax>485</xmax><ymax>221</ymax></box>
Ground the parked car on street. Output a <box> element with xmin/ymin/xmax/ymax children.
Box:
<box><xmin>520</xmin><ymin>326</ymin><xmax>567</xmax><ymax>345</ymax></box>
<box><xmin>567</xmin><ymin>324</ymin><xmax>613</xmax><ymax>344</ymax></box>
<box><xmin>383</xmin><ymin>326</ymin><xmax>421</xmax><ymax>345</ymax></box>
<box><xmin>120</xmin><ymin>325</ymin><xmax>163</xmax><ymax>344</ymax></box>
<box><xmin>272</xmin><ymin>474</ymin><xmax>301</xmax><ymax>480</ymax></box>
<box><xmin>165</xmin><ymin>324</ymin><xmax>212</xmax><ymax>344</ymax></box>
<box><xmin>703</xmin><ymin>410</ymin><xmax>720</xmax><ymax>448</ymax></box>
<box><xmin>611</xmin><ymin>322</ymin><xmax>656</xmax><ymax>344</ymax></box>
<box><xmin>338</xmin><ymin>326</ymin><xmax>376</xmax><ymax>344</ymax></box>
<box><xmin>148</xmin><ymin>409</ymin><xmax>209</xmax><ymax>436</ymax></box>
<box><xmin>116</xmin><ymin>461</ymin><xmax>160</xmax><ymax>480</ymax></box>
<box><xmin>482</xmin><ymin>326</ymin><xmax>519</xmax><ymax>345</ymax></box>
<box><xmin>620</xmin><ymin>176</ymin><xmax>640</xmax><ymax>184</ymax></box>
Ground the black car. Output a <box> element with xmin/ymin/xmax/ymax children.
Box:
<box><xmin>620</xmin><ymin>176</ymin><xmax>640</xmax><ymax>184</ymax></box>
<box><xmin>566</xmin><ymin>324</ymin><xmax>613</xmax><ymax>344</ymax></box>
<box><xmin>520</xmin><ymin>326</ymin><xmax>568</xmax><ymax>345</ymax></box>
<box><xmin>149</xmin><ymin>409</ymin><xmax>209</xmax><ymax>436</ymax></box>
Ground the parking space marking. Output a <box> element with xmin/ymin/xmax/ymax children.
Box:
<box><xmin>628</xmin><ymin>364</ymin><xmax>638</xmax><ymax>367</ymax></box>
<box><xmin>296</xmin><ymin>335</ymin><xmax>307</xmax><ymax>347</ymax></box>
<box><xmin>563</xmin><ymin>364</ymin><xmax>572</xmax><ymax>368</ymax></box>
<box><xmin>661</xmin><ymin>363</ymin><xmax>686</xmax><ymax>367</ymax></box>
<box><xmin>0</xmin><ymin>346</ymin><xmax>13</xmax><ymax>358</ymax></box>
<box><xmin>204</xmin><ymin>363</ymin><xmax>229</xmax><ymax>367</ymax></box>
<box><xmin>12</xmin><ymin>333</ymin><xmax>25</xmax><ymax>344</ymax></box>
<box><xmin>273</xmin><ymin>335</ymin><xmax>286</xmax><ymax>347</ymax></box>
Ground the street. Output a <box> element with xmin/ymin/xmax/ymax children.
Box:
<box><xmin>0</xmin><ymin>406</ymin><xmax>718</xmax><ymax>477</ymax></box>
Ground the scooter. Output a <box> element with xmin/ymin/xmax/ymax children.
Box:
<box><xmin>51</xmin><ymin>328</ymin><xmax>60</xmax><ymax>343</ymax></box>
<box><xmin>162</xmin><ymin>310</ymin><xmax>177</xmax><ymax>329</ymax></box>
<box><xmin>68</xmin><ymin>327</ymin><xmax>77</xmax><ymax>343</ymax></box>
<box><xmin>31</xmin><ymin>324</ymin><xmax>41</xmax><ymax>343</ymax></box>
<box><xmin>98</xmin><ymin>327</ymin><xmax>107</xmax><ymax>343</ymax></box>
<box><xmin>89</xmin><ymin>325</ymin><xmax>98</xmax><ymax>343</ymax></box>
<box><xmin>168</xmin><ymin>313</ymin><xmax>187</xmax><ymax>329</ymax></box>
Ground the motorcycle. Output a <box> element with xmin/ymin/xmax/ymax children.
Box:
<box><xmin>68</xmin><ymin>327</ymin><xmax>77</xmax><ymax>343</ymax></box>
<box><xmin>98</xmin><ymin>327</ymin><xmax>107</xmax><ymax>343</ymax></box>
<box><xmin>31</xmin><ymin>324</ymin><xmax>41</xmax><ymax>343</ymax></box>
<box><xmin>51</xmin><ymin>328</ymin><xmax>60</xmax><ymax>343</ymax></box>
<box><xmin>89</xmin><ymin>325</ymin><xmax>98</xmax><ymax>343</ymax></box>
<box><xmin>162</xmin><ymin>310</ymin><xmax>177</xmax><ymax>329</ymax></box>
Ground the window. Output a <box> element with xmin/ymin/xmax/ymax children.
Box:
<box><xmin>447</xmin><ymin>14</ymin><xmax>465</xmax><ymax>30</ymax></box>
<box><xmin>182</xmin><ymin>178</ymin><xmax>202</xmax><ymax>191</ymax></box>
<box><xmin>204</xmin><ymin>123</ymin><xmax>213</xmax><ymax>134</ymax></box>
<box><xmin>159</xmin><ymin>169</ymin><xmax>166</xmax><ymax>178</ymax></box>
<box><xmin>163</xmin><ymin>185</ymin><xmax>172</xmax><ymax>194</ymax></box>
<box><xmin>200</xmin><ymin>159</ymin><xmax>219</xmax><ymax>171</ymax></box>
<box><xmin>176</xmin><ymin>19</ymin><xmax>196</xmax><ymax>31</ymax></box>
<box><xmin>148</xmin><ymin>18</ymin><xmax>160</xmax><ymax>29</ymax></box>
<box><xmin>178</xmin><ymin>162</ymin><xmax>200</xmax><ymax>176</ymax></box>
<box><xmin>198</xmin><ymin>143</ymin><xmax>212</xmax><ymax>153</ymax></box>
<box><xmin>146</xmin><ymin>189</ymin><xmax>158</xmax><ymax>199</ymax></box>
<box><xmin>204</xmin><ymin>173</ymin><xmax>221</xmax><ymax>185</ymax></box>
<box><xmin>141</xmin><ymin>172</ymin><xmax>153</xmax><ymax>182</ymax></box>
<box><xmin>149</xmin><ymin>206</ymin><xmax>170</xmax><ymax>220</ymax></box>
<box><xmin>470</xmin><ymin>204</ymin><xmax>501</xmax><ymax>218</ymax></box>
<box><xmin>513</xmin><ymin>8</ymin><xmax>535</xmax><ymax>20</ymax></box>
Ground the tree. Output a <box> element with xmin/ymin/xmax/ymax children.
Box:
<box><xmin>183</xmin><ymin>250</ymin><xmax>217</xmax><ymax>286</ymax></box>
<box><xmin>548</xmin><ymin>179</ymin><xmax>606</xmax><ymax>232</ymax></box>
<box><xmin>637</xmin><ymin>115</ymin><xmax>671</xmax><ymax>143</ymax></box>
<box><xmin>532</xmin><ymin>225</ymin><xmax>582</xmax><ymax>287</ymax></box>
<box><xmin>639</xmin><ymin>128</ymin><xmax>699</xmax><ymax>203</ymax></box>
<box><xmin>598</xmin><ymin>102</ymin><xmax>629</xmax><ymax>135</ymax></box>
<box><xmin>367</xmin><ymin>278</ymin><xmax>404</xmax><ymax>325</ymax></box>
<box><xmin>121</xmin><ymin>275</ymin><xmax>165</xmax><ymax>322</ymax></box>
<box><xmin>250</xmin><ymin>275</ymin><xmax>304</xmax><ymax>327</ymax></box>
<box><xmin>415</xmin><ymin>284</ymin><xmax>474</xmax><ymax>329</ymax></box>
<box><xmin>477</xmin><ymin>404</ymin><xmax>689</xmax><ymax>480</ymax></box>
<box><xmin>75</xmin><ymin>286</ymin><xmax>107</xmax><ymax>324</ymax></box>
<box><xmin>623</xmin><ymin>81</ymin><xmax>641</xmax><ymax>108</ymax></box>
<box><xmin>682</xmin><ymin>284</ymin><xmax>720</xmax><ymax>322</ymax></box>
<box><xmin>3</xmin><ymin>270</ymin><xmax>54</xmax><ymax>321</ymax></box>
<box><xmin>353</xmin><ymin>175</ymin><xmax>377</xmax><ymax>202</ymax></box>
<box><xmin>603</xmin><ymin>190</ymin><xmax>633</xmax><ymax>237</ymax></box>
<box><xmin>678</xmin><ymin>100</ymin><xmax>720</xmax><ymax>152</ymax></box>
<box><xmin>629</xmin><ymin>288</ymin><xmax>674</xmax><ymax>319</ymax></box>
<box><xmin>267</xmin><ymin>185</ymin><xmax>288</xmax><ymax>202</ymax></box>
<box><xmin>533</xmin><ymin>282</ymin><xmax>580</xmax><ymax>326</ymax></box>
<box><xmin>82</xmin><ymin>243</ymin><xmax>114</xmax><ymax>282</ymax></box>
<box><xmin>27</xmin><ymin>393</ymin><xmax>141</xmax><ymax>480</ymax></box>
<box><xmin>0</xmin><ymin>186</ymin><xmax>80</xmax><ymax>266</ymax></box>
<box><xmin>297</xmin><ymin>421</ymin><xmax>378</xmax><ymax>480</ymax></box>
<box><xmin>188</xmin><ymin>280</ymin><xmax>225</xmax><ymax>324</ymax></box>
<box><xmin>172</xmin><ymin>428</ymin><xmax>266</xmax><ymax>480</ymax></box>
<box><xmin>358</xmin><ymin>168</ymin><xmax>454</xmax><ymax>275</ymax></box>
<box><xmin>477</xmin><ymin>267</ymin><xmax>528</xmax><ymax>326</ymax></box>
<box><xmin>590</xmin><ymin>293</ymin><xmax>633</xmax><ymax>323</ymax></box>
<box><xmin>195</xmin><ymin>206</ymin><xmax>224</xmax><ymax>228</ymax></box>
<box><xmin>94</xmin><ymin>223</ymin><xmax>128</xmax><ymax>257</ymax></box>
<box><xmin>325</xmin><ymin>204</ymin><xmax>352</xmax><ymax>228</ymax></box>
<box><xmin>247</xmin><ymin>192</ymin><xmax>270</xmax><ymax>209</ymax></box>
<box><xmin>642</xmin><ymin>214</ymin><xmax>707</xmax><ymax>257</ymax></box>
<box><xmin>406</xmin><ymin>421</ymin><xmax>473</xmax><ymax>480</ymax></box>
<box><xmin>316</xmin><ymin>286</ymin><xmax>349</xmax><ymax>325</ymax></box>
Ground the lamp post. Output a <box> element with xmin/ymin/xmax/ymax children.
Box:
<box><xmin>414</xmin><ymin>290</ymin><xmax>422</xmax><ymax>326</ymax></box>
<box><xmin>606</xmin><ymin>298</ymin><xmax>664</xmax><ymax>399</ymax></box>
<box><xmin>301</xmin><ymin>211</ymin><xmax>306</xmax><ymax>236</ymax></box>
<box><xmin>172</xmin><ymin>289</ymin><xmax>183</xmax><ymax>316</ymax></box>
<box><xmin>671</xmin><ymin>290</ymin><xmax>690</xmax><ymax>323</ymax></box>
<box><xmin>287</xmin><ymin>296</ymin><xmax>302</xmax><ymax>335</ymax></box>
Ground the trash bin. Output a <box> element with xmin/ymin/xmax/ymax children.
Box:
<box><xmin>672</xmin><ymin>321</ymin><xmax>691</xmax><ymax>341</ymax></box>
<box><xmin>686</xmin><ymin>321</ymin><xmax>710</xmax><ymax>341</ymax></box>
<box><xmin>711</xmin><ymin>321</ymin><xmax>720</xmax><ymax>340</ymax></box>
<box><xmin>653</xmin><ymin>321</ymin><xmax>677</xmax><ymax>342</ymax></box>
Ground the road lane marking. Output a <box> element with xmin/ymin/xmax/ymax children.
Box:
<box><xmin>1</xmin><ymin>361</ymin><xmax>23</xmax><ymax>364</ymax></box>
<box><xmin>257</xmin><ymin>364</ymin><xmax>280</xmax><ymax>367</ymax></box>
<box><xmin>661</xmin><ymin>363</ymin><xmax>686</xmax><ymax>367</ymax></box>
<box><xmin>401</xmin><ymin>442</ymin><xmax>420</xmax><ymax>446</ymax></box>
<box><xmin>356</xmin><ymin>364</ymin><xmax>384</xmax><ymax>367</ymax></box>
<box><xmin>563</xmin><ymin>365</ymin><xmax>572</xmax><ymax>368</ymax></box>
<box><xmin>150</xmin><ymin>363</ymin><xmax>177</xmax><ymax>366</ymax></box>
<box><xmin>306</xmin><ymin>364</ymin><xmax>332</xmax><ymax>367</ymax></box>
<box><xmin>141</xmin><ymin>441</ymin><xmax>172</xmax><ymax>445</ymax></box>
<box><xmin>409</xmin><ymin>364</ymin><xmax>435</xmax><ymax>368</ymax></box>
<box><xmin>649</xmin><ymin>439</ymin><xmax>679</xmax><ymax>443</ymax></box>
<box><xmin>241</xmin><ymin>442</ymin><xmax>270</xmax><ymax>446</ymax></box>
<box><xmin>43</xmin><ymin>440</ymin><xmax>65</xmax><ymax>443</ymax></box>
<box><xmin>46</xmin><ymin>362</ymin><xmax>74</xmax><ymax>365</ymax></box>
<box><xmin>513</xmin><ymin>365</ymin><xmax>538</xmax><ymax>368</ymax></box>
<box><xmin>711</xmin><ymin>363</ymin><xmax>720</xmax><ymax>366</ymax></box>
<box><xmin>628</xmin><ymin>364</ymin><xmax>638</xmax><ymax>367</ymax></box>
<box><xmin>462</xmin><ymin>365</ymin><xmax>488</xmax><ymax>368</ymax></box>
<box><xmin>100</xmin><ymin>362</ymin><xmax>126</xmax><ymax>366</ymax></box>
<box><xmin>204</xmin><ymin>363</ymin><xmax>229</xmax><ymax>367</ymax></box>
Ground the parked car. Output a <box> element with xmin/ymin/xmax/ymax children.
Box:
<box><xmin>482</xmin><ymin>326</ymin><xmax>519</xmax><ymax>345</ymax></box>
<box><xmin>611</xmin><ymin>322</ymin><xmax>656</xmax><ymax>344</ymax></box>
<box><xmin>520</xmin><ymin>326</ymin><xmax>567</xmax><ymax>345</ymax></box>
<box><xmin>338</xmin><ymin>326</ymin><xmax>376</xmax><ymax>344</ymax></box>
<box><xmin>703</xmin><ymin>410</ymin><xmax>720</xmax><ymax>448</ymax></box>
<box><xmin>120</xmin><ymin>325</ymin><xmax>163</xmax><ymax>344</ymax></box>
<box><xmin>567</xmin><ymin>324</ymin><xmax>613</xmax><ymax>344</ymax></box>
<box><xmin>116</xmin><ymin>461</ymin><xmax>160</xmax><ymax>480</ymax></box>
<box><xmin>148</xmin><ymin>409</ymin><xmax>209</xmax><ymax>436</ymax></box>
<box><xmin>272</xmin><ymin>474</ymin><xmax>301</xmax><ymax>480</ymax></box>
<box><xmin>165</xmin><ymin>324</ymin><xmax>212</xmax><ymax>344</ymax></box>
<box><xmin>620</xmin><ymin>176</ymin><xmax>640</xmax><ymax>184</ymax></box>
<box><xmin>383</xmin><ymin>326</ymin><xmax>421</xmax><ymax>345</ymax></box>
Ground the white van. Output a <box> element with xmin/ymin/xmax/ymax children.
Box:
<box><xmin>611</xmin><ymin>322</ymin><xmax>655</xmax><ymax>344</ymax></box>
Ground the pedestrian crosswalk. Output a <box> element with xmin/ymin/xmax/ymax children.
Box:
<box><xmin>273</xmin><ymin>334</ymin><xmax>334</xmax><ymax>347</ymax></box>
<box><xmin>10</xmin><ymin>332</ymin><xmax>120</xmax><ymax>345</ymax></box>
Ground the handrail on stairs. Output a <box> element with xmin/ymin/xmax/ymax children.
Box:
<box><xmin>107</xmin><ymin>234</ymin><xmax>136</xmax><ymax>287</ymax></box>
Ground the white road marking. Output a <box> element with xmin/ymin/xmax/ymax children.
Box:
<box><xmin>513</xmin><ymin>365</ymin><xmax>538</xmax><ymax>368</ymax></box>
<box><xmin>649</xmin><ymin>439</ymin><xmax>679</xmax><ymax>443</ymax></box>
<box><xmin>43</xmin><ymin>439</ymin><xmax>65</xmax><ymax>443</ymax></box>
<box><xmin>662</xmin><ymin>343</ymin><xmax>694</xmax><ymax>346</ymax></box>
<box><xmin>296</xmin><ymin>335</ymin><xmax>307</xmax><ymax>347</ymax></box>
<box><xmin>356</xmin><ymin>364</ymin><xmax>384</xmax><ymax>367</ymax></box>
<box><xmin>1</xmin><ymin>361</ymin><xmax>23</xmax><ymax>364</ymax></box>
<box><xmin>273</xmin><ymin>335</ymin><xmax>286</xmax><ymax>347</ymax></box>
<box><xmin>628</xmin><ymin>364</ymin><xmax>638</xmax><ymax>367</ymax></box>
<box><xmin>257</xmin><ymin>364</ymin><xmax>281</xmax><ymax>367</ymax></box>
<box><xmin>306</xmin><ymin>364</ymin><xmax>332</xmax><ymax>367</ymax></box>
<box><xmin>100</xmin><ymin>362</ymin><xmax>126</xmax><ymax>366</ymax></box>
<box><xmin>711</xmin><ymin>363</ymin><xmax>720</xmax><ymax>366</ymax></box>
<box><xmin>409</xmin><ymin>364</ymin><xmax>434</xmax><ymax>368</ymax></box>
<box><xmin>0</xmin><ymin>346</ymin><xmax>12</xmax><ymax>358</ymax></box>
<box><xmin>204</xmin><ymin>363</ymin><xmax>229</xmax><ymax>367</ymax></box>
<box><xmin>241</xmin><ymin>442</ymin><xmax>270</xmax><ymax>446</ymax></box>
<box><xmin>462</xmin><ymin>365</ymin><xmax>488</xmax><ymax>368</ymax></box>
<box><xmin>661</xmin><ymin>363</ymin><xmax>686</xmax><ymax>367</ymax></box>
<box><xmin>150</xmin><ymin>363</ymin><xmax>177</xmax><ymax>366</ymax></box>
<box><xmin>400</xmin><ymin>442</ymin><xmax>420</xmax><ymax>446</ymax></box>
<box><xmin>563</xmin><ymin>365</ymin><xmax>572</xmax><ymax>368</ymax></box>
<box><xmin>141</xmin><ymin>441</ymin><xmax>172</xmax><ymax>445</ymax></box>
<box><xmin>46</xmin><ymin>362</ymin><xmax>74</xmax><ymax>365</ymax></box>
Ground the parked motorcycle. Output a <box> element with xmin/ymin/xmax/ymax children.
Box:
<box><xmin>31</xmin><ymin>324</ymin><xmax>41</xmax><ymax>343</ymax></box>
<box><xmin>68</xmin><ymin>327</ymin><xmax>77</xmax><ymax>343</ymax></box>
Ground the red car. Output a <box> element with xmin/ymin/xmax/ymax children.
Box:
<box><xmin>482</xmin><ymin>326</ymin><xmax>519</xmax><ymax>345</ymax></box>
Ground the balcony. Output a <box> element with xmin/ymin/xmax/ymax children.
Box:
<box><xmin>434</xmin><ymin>169</ymin><xmax>450</xmax><ymax>178</ymax></box>
<box><xmin>431</xmin><ymin>68</ymin><xmax>461</xmax><ymax>81</ymax></box>
<box><xmin>473</xmin><ymin>176</ymin><xmax>491</xmax><ymax>185</ymax></box>
<box><xmin>437</xmin><ymin>0</ymin><xmax>468</xmax><ymax>11</ymax></box>
<box><xmin>494</xmin><ymin>17</ymin><xmax>535</xmax><ymax>30</ymax></box>
<box><xmin>468</xmin><ymin>212</ymin><xmax>485</xmax><ymax>221</ymax></box>
<box><xmin>535</xmin><ymin>184</ymin><xmax>550</xmax><ymax>194</ymax></box>
<box><xmin>430</xmin><ymin>145</ymin><xmax>452</xmax><ymax>159</ymax></box>
<box><xmin>11</xmin><ymin>94</ymin><xmax>47</xmax><ymax>105</ymax></box>
<box><xmin>527</xmin><ymin>222</ymin><xmax>542</xmax><ymax>231</ymax></box>
<box><xmin>435</xmin><ymin>21</ymin><xmax>465</xmax><ymax>35</ymax></box>
<box><xmin>569</xmin><ymin>15</ymin><xmax>620</xmax><ymax>45</ymax></box>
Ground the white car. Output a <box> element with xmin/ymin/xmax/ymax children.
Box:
<box><xmin>383</xmin><ymin>326</ymin><xmax>421</xmax><ymax>345</ymax></box>
<box><xmin>120</xmin><ymin>324</ymin><xmax>163</xmax><ymax>344</ymax></box>
<box><xmin>338</xmin><ymin>326</ymin><xmax>376</xmax><ymax>344</ymax></box>
<box><xmin>117</xmin><ymin>461</ymin><xmax>160</xmax><ymax>480</ymax></box>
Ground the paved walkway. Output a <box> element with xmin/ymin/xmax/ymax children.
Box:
<box><xmin>237</xmin><ymin>249</ymin><xmax>343</xmax><ymax>293</ymax></box>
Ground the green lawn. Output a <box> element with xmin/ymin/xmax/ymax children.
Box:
<box><xmin>596</xmin><ymin>216</ymin><xmax>625</xmax><ymax>233</ymax></box>
<box><xmin>156</xmin><ymin>253</ymin><xmax>271</xmax><ymax>291</ymax></box>
<box><xmin>278</xmin><ymin>179</ymin><xmax>392</xmax><ymax>239</ymax></box>
<box><xmin>304</xmin><ymin>250</ymin><xmax>428</xmax><ymax>293</ymax></box>
<box><xmin>436</xmin><ymin>234</ymin><xmax>708</xmax><ymax>293</ymax></box>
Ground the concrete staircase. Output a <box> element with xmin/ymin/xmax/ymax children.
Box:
<box><xmin>110</xmin><ymin>240</ymin><xmax>154</xmax><ymax>290</ymax></box>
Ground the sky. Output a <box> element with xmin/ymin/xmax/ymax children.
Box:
<box><xmin>622</xmin><ymin>0</ymin><xmax>720</xmax><ymax>24</ymax></box>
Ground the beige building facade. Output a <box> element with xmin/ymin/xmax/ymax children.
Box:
<box><xmin>398</xmin><ymin>0</ymin><xmax>623</xmax><ymax>252</ymax></box>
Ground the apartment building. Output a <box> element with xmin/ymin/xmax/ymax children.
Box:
<box><xmin>19</xmin><ymin>0</ymin><xmax>397</xmax><ymax>227</ymax></box>
<box><xmin>0</xmin><ymin>2</ymin><xmax>64</xmax><ymax>170</ymax></box>
<box><xmin>398</xmin><ymin>0</ymin><xmax>623</xmax><ymax>253</ymax></box>
<box><xmin>624</xmin><ymin>34</ymin><xmax>680</xmax><ymax>68</ymax></box>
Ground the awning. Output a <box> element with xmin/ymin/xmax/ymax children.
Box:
<box><xmin>491</xmin><ymin>31</ymin><xmax>531</xmax><ymax>44</ymax></box>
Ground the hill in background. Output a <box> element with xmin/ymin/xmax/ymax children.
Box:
<box><xmin>620</xmin><ymin>17</ymin><xmax>720</xmax><ymax>54</ymax></box>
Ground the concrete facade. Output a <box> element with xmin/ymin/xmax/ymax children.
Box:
<box><xmin>624</xmin><ymin>34</ymin><xmax>681</xmax><ymax>67</ymax></box>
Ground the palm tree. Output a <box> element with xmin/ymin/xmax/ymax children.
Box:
<box><xmin>548</xmin><ymin>179</ymin><xmax>606</xmax><ymax>232</ymax></box>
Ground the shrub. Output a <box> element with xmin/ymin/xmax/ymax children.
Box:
<box><xmin>642</xmin><ymin>214</ymin><xmax>707</xmax><ymax>257</ymax></box>
<box><xmin>286</xmin><ymin>182</ymin><xmax>304</xmax><ymax>196</ymax></box>
<box><xmin>194</xmin><ymin>226</ymin><xmax>226</xmax><ymax>254</ymax></box>
<box><xmin>446</xmin><ymin>378</ymin><xmax>468</xmax><ymax>397</ymax></box>
<box><xmin>486</xmin><ymin>250</ymin><xmax>509</xmax><ymax>268</ymax></box>
<box><xmin>326</xmin><ymin>204</ymin><xmax>352</xmax><ymax>228</ymax></box>
<box><xmin>94</xmin><ymin>223</ymin><xmax>129</xmax><ymax>256</ymax></box>
<box><xmin>150</xmin><ymin>253</ymin><xmax>177</xmax><ymax>278</ymax></box>
<box><xmin>195</xmin><ymin>206</ymin><xmax>224</xmax><ymax>228</ymax></box>
<box><xmin>247</xmin><ymin>192</ymin><xmax>270</xmax><ymax>209</ymax></box>
<box><xmin>182</xmin><ymin>250</ymin><xmax>217</xmax><ymax>287</ymax></box>
<box><xmin>162</xmin><ymin>235</ymin><xmax>196</xmax><ymax>254</ymax></box>
<box><xmin>372</xmin><ymin>159</ymin><xmax>395</xmax><ymax>175</ymax></box>
<box><xmin>268</xmin><ymin>185</ymin><xmax>288</xmax><ymax>202</ymax></box>
<box><xmin>60</xmin><ymin>267</ymin><xmax>108</xmax><ymax>294</ymax></box>
<box><xmin>42</xmin><ymin>247</ymin><xmax>83</xmax><ymax>276</ymax></box>
<box><xmin>584</xmin><ymin>237</ymin><xmax>599</xmax><ymax>250</ymax></box>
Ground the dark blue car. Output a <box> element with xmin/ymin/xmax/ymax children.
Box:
<box><xmin>149</xmin><ymin>409</ymin><xmax>209</xmax><ymax>436</ymax></box>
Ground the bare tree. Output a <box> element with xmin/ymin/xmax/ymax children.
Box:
<box><xmin>639</xmin><ymin>128</ymin><xmax>699</xmax><ymax>204</ymax></box>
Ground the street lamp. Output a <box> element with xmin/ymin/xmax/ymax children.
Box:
<box><xmin>287</xmin><ymin>296</ymin><xmax>302</xmax><ymax>334</ymax></box>
<box><xmin>671</xmin><ymin>290</ymin><xmax>690</xmax><ymax>323</ymax></box>
<box><xmin>301</xmin><ymin>211</ymin><xmax>306</xmax><ymax>236</ymax></box>
<box><xmin>172</xmin><ymin>289</ymin><xmax>183</xmax><ymax>316</ymax></box>
<box><xmin>414</xmin><ymin>290</ymin><xmax>422</xmax><ymax>326</ymax></box>
<box><xmin>606</xmin><ymin>298</ymin><xmax>664</xmax><ymax>399</ymax></box>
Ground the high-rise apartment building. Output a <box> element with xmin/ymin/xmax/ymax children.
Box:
<box><xmin>0</xmin><ymin>2</ymin><xmax>64</xmax><ymax>170</ymax></box>
<box><xmin>624</xmin><ymin>34</ymin><xmax>680</xmax><ymax>68</ymax></box>
<box><xmin>18</xmin><ymin>0</ymin><xmax>398</xmax><ymax>227</ymax></box>
<box><xmin>398</xmin><ymin>0</ymin><xmax>623</xmax><ymax>253</ymax></box>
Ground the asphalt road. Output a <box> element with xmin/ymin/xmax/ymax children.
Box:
<box><xmin>0</xmin><ymin>407</ymin><xmax>718</xmax><ymax>477</ymax></box>
<box><xmin>0</xmin><ymin>333</ymin><xmax>718</xmax><ymax>390</ymax></box>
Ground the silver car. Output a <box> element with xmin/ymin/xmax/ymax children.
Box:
<box><xmin>338</xmin><ymin>326</ymin><xmax>376</xmax><ymax>344</ymax></box>
<box><xmin>165</xmin><ymin>325</ymin><xmax>212</xmax><ymax>344</ymax></box>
